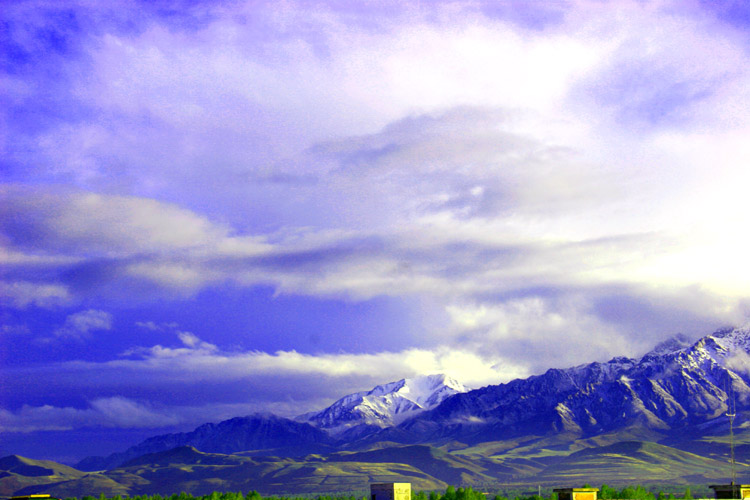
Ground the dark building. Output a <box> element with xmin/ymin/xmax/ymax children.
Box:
<box><xmin>710</xmin><ymin>484</ymin><xmax>750</xmax><ymax>499</ymax></box>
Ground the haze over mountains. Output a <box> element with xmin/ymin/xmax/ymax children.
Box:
<box><xmin>6</xmin><ymin>325</ymin><xmax>750</xmax><ymax>496</ymax></box>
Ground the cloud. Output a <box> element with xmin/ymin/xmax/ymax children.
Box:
<box><xmin>0</xmin><ymin>328</ymin><xmax>522</xmax><ymax>423</ymax></box>
<box><xmin>726</xmin><ymin>351</ymin><xmax>750</xmax><ymax>375</ymax></box>
<box><xmin>3</xmin><ymin>179</ymin><xmax>750</xmax><ymax>342</ymax></box>
<box><xmin>444</xmin><ymin>282</ymin><xmax>747</xmax><ymax>372</ymax></box>
<box><xmin>0</xmin><ymin>0</ymin><xmax>650</xmax><ymax>199</ymax></box>
<box><xmin>54</xmin><ymin>309</ymin><xmax>113</xmax><ymax>339</ymax></box>
<box><xmin>113</xmin><ymin>330</ymin><xmax>520</xmax><ymax>389</ymax></box>
<box><xmin>0</xmin><ymin>280</ymin><xmax>71</xmax><ymax>308</ymax></box>
<box><xmin>3</xmin><ymin>0</ymin><xmax>749</xmax><ymax>206</ymax></box>
<box><xmin>1</xmin><ymin>185</ymin><xmax>231</xmax><ymax>256</ymax></box>
<box><xmin>571</xmin><ymin>1</ymin><xmax>746</xmax><ymax>130</ymax></box>
<box><xmin>446</xmin><ymin>294</ymin><xmax>644</xmax><ymax>373</ymax></box>
<box><xmin>1</xmin><ymin>324</ymin><xmax>31</xmax><ymax>336</ymax></box>
<box><xmin>0</xmin><ymin>328</ymin><xmax>528</xmax><ymax>432</ymax></box>
<box><xmin>125</xmin><ymin>328</ymin><xmax>217</xmax><ymax>357</ymax></box>
<box><xmin>2</xmin><ymin>0</ymin><xmax>750</xmax><ymax>443</ymax></box>
<box><xmin>135</xmin><ymin>320</ymin><xmax>161</xmax><ymax>331</ymax></box>
<box><xmin>4</xmin><ymin>0</ymin><xmax>750</xmax><ymax>312</ymax></box>
<box><xmin>0</xmin><ymin>397</ymin><xmax>181</xmax><ymax>433</ymax></box>
<box><xmin>1</xmin><ymin>185</ymin><xmax>273</xmax><ymax>300</ymax></box>
<box><xmin>135</xmin><ymin>320</ymin><xmax>178</xmax><ymax>332</ymax></box>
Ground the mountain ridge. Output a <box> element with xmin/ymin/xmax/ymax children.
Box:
<box><xmin>76</xmin><ymin>374</ymin><xmax>468</xmax><ymax>470</ymax></box>
<box><xmin>75</xmin><ymin>326</ymin><xmax>750</xmax><ymax>475</ymax></box>
<box><xmin>373</xmin><ymin>326</ymin><xmax>750</xmax><ymax>446</ymax></box>
<box><xmin>76</xmin><ymin>413</ymin><xmax>336</xmax><ymax>471</ymax></box>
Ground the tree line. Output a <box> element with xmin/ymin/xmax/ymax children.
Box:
<box><xmin>64</xmin><ymin>484</ymin><xmax>705</xmax><ymax>500</ymax></box>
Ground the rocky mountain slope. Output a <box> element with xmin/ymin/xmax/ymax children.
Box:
<box><xmin>0</xmin><ymin>455</ymin><xmax>87</xmax><ymax>496</ymax></box>
<box><xmin>375</xmin><ymin>326</ymin><xmax>750</xmax><ymax>445</ymax></box>
<box><xmin>76</xmin><ymin>413</ymin><xmax>336</xmax><ymax>471</ymax></box>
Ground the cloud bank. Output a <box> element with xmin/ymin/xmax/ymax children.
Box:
<box><xmin>2</xmin><ymin>0</ymin><xmax>750</xmax><ymax>453</ymax></box>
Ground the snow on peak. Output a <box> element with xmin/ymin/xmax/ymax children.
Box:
<box><xmin>387</xmin><ymin>373</ymin><xmax>466</xmax><ymax>406</ymax></box>
<box><xmin>634</xmin><ymin>325</ymin><xmax>750</xmax><ymax>376</ymax></box>
<box><xmin>641</xmin><ymin>333</ymin><xmax>694</xmax><ymax>361</ymax></box>
<box><xmin>706</xmin><ymin>325</ymin><xmax>750</xmax><ymax>353</ymax></box>
<box><xmin>300</xmin><ymin>374</ymin><xmax>467</xmax><ymax>434</ymax></box>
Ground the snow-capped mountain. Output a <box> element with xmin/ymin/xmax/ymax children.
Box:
<box><xmin>380</xmin><ymin>325</ymin><xmax>750</xmax><ymax>445</ymax></box>
<box><xmin>299</xmin><ymin>373</ymin><xmax>468</xmax><ymax>435</ymax></box>
<box><xmin>76</xmin><ymin>325</ymin><xmax>750</xmax><ymax>472</ymax></box>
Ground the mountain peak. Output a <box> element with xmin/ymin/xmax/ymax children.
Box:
<box><xmin>641</xmin><ymin>333</ymin><xmax>694</xmax><ymax>361</ymax></box>
<box><xmin>692</xmin><ymin>324</ymin><xmax>750</xmax><ymax>361</ymax></box>
<box><xmin>300</xmin><ymin>373</ymin><xmax>467</xmax><ymax>434</ymax></box>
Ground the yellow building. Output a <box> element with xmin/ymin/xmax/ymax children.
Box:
<box><xmin>371</xmin><ymin>482</ymin><xmax>412</xmax><ymax>500</ymax></box>
<box><xmin>553</xmin><ymin>487</ymin><xmax>599</xmax><ymax>500</ymax></box>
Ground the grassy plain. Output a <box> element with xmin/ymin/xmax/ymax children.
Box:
<box><xmin>2</xmin><ymin>434</ymin><xmax>748</xmax><ymax>498</ymax></box>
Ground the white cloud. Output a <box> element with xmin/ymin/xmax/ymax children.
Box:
<box><xmin>0</xmin><ymin>397</ymin><xmax>181</xmax><ymax>433</ymax></box>
<box><xmin>54</xmin><ymin>309</ymin><xmax>113</xmax><ymax>339</ymax></box>
<box><xmin>85</xmin><ymin>330</ymin><xmax>527</xmax><ymax>396</ymax></box>
<box><xmin>24</xmin><ymin>0</ymin><xmax>746</xmax><ymax>205</ymax></box>
<box><xmin>3</xmin><ymin>0</ymin><xmax>750</xmax><ymax>427</ymax></box>
<box><xmin>446</xmin><ymin>296</ymin><xmax>631</xmax><ymax>370</ymax></box>
<box><xmin>726</xmin><ymin>351</ymin><xmax>750</xmax><ymax>375</ymax></box>
<box><xmin>3</xmin><ymin>179</ymin><xmax>750</xmax><ymax>338</ymax></box>
<box><xmin>135</xmin><ymin>321</ymin><xmax>160</xmax><ymax>331</ymax></box>
<box><xmin>0</xmin><ymin>331</ymin><xmax>529</xmax><ymax>429</ymax></box>
<box><xmin>1</xmin><ymin>324</ymin><xmax>31</xmax><ymax>336</ymax></box>
<box><xmin>135</xmin><ymin>321</ymin><xmax>180</xmax><ymax>332</ymax></box>
<box><xmin>0</xmin><ymin>280</ymin><xmax>71</xmax><ymax>309</ymax></box>
<box><xmin>0</xmin><ymin>396</ymin><xmax>372</xmax><ymax>434</ymax></box>
<box><xmin>1</xmin><ymin>185</ymin><xmax>234</xmax><ymax>257</ymax></box>
<box><xmin>4</xmin><ymin>0</ymin><xmax>750</xmax><ymax>318</ymax></box>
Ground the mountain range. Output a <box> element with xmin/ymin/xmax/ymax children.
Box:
<box><xmin>6</xmin><ymin>325</ymin><xmax>750</xmax><ymax>496</ymax></box>
<box><xmin>378</xmin><ymin>327</ymin><xmax>747</xmax><ymax>445</ymax></box>
<box><xmin>75</xmin><ymin>413</ymin><xmax>338</xmax><ymax>472</ymax></box>
<box><xmin>77</xmin><ymin>373</ymin><xmax>468</xmax><ymax>471</ymax></box>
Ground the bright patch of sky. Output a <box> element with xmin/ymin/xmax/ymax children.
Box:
<box><xmin>2</xmin><ymin>0</ymin><xmax>750</xmax><ymax>462</ymax></box>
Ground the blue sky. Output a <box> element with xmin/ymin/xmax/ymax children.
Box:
<box><xmin>2</xmin><ymin>0</ymin><xmax>750</xmax><ymax>463</ymax></box>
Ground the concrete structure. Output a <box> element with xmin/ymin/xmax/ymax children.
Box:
<box><xmin>710</xmin><ymin>484</ymin><xmax>750</xmax><ymax>499</ymax></box>
<box><xmin>553</xmin><ymin>488</ymin><xmax>599</xmax><ymax>500</ymax></box>
<box><xmin>371</xmin><ymin>482</ymin><xmax>412</xmax><ymax>500</ymax></box>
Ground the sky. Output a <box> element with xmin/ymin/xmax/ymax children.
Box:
<box><xmin>2</xmin><ymin>0</ymin><xmax>750</xmax><ymax>464</ymax></box>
